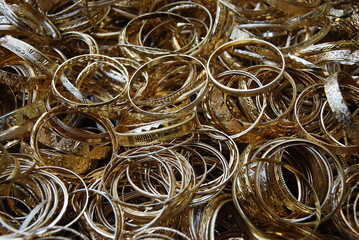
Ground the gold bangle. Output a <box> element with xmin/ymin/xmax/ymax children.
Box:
<box><xmin>115</xmin><ymin>112</ymin><xmax>197</xmax><ymax>147</ymax></box>
<box><xmin>0</xmin><ymin>100</ymin><xmax>46</xmax><ymax>142</ymax></box>
<box><xmin>207</xmin><ymin>38</ymin><xmax>285</xmax><ymax>96</ymax></box>
<box><xmin>0</xmin><ymin>35</ymin><xmax>58</xmax><ymax>76</ymax></box>
<box><xmin>51</xmin><ymin>54</ymin><xmax>129</xmax><ymax>108</ymax></box>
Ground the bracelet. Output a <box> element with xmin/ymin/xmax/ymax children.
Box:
<box><xmin>0</xmin><ymin>35</ymin><xmax>58</xmax><ymax>76</ymax></box>
<box><xmin>127</xmin><ymin>54</ymin><xmax>208</xmax><ymax>118</ymax></box>
<box><xmin>207</xmin><ymin>38</ymin><xmax>285</xmax><ymax>96</ymax></box>
<box><xmin>51</xmin><ymin>54</ymin><xmax>129</xmax><ymax>109</ymax></box>
<box><xmin>115</xmin><ymin>112</ymin><xmax>197</xmax><ymax>147</ymax></box>
<box><xmin>0</xmin><ymin>0</ymin><xmax>60</xmax><ymax>40</ymax></box>
<box><xmin>0</xmin><ymin>101</ymin><xmax>46</xmax><ymax>142</ymax></box>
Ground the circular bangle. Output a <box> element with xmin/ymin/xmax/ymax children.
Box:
<box><xmin>207</xmin><ymin>38</ymin><xmax>285</xmax><ymax>96</ymax></box>
<box><xmin>295</xmin><ymin>83</ymin><xmax>359</xmax><ymax>155</ymax></box>
<box><xmin>264</xmin><ymin>0</ymin><xmax>321</xmax><ymax>16</ymax></box>
<box><xmin>30</xmin><ymin>106</ymin><xmax>117</xmax><ymax>174</ymax></box>
<box><xmin>55</xmin><ymin>31</ymin><xmax>100</xmax><ymax>57</ymax></box>
<box><xmin>250</xmin><ymin>138</ymin><xmax>345</xmax><ymax>222</ymax></box>
<box><xmin>201</xmin><ymin>79</ymin><xmax>267</xmax><ymax>141</ymax></box>
<box><xmin>127</xmin><ymin>54</ymin><xmax>208</xmax><ymax>118</ymax></box>
<box><xmin>232</xmin><ymin>157</ymin><xmax>322</xmax><ymax>239</ymax></box>
<box><xmin>0</xmin><ymin>0</ymin><xmax>61</xmax><ymax>40</ymax></box>
<box><xmin>168</xmin><ymin>127</ymin><xmax>240</xmax><ymax>206</ymax></box>
<box><xmin>74</xmin><ymin>188</ymin><xmax>124</xmax><ymax>239</ymax></box>
<box><xmin>51</xmin><ymin>54</ymin><xmax>129</xmax><ymax>109</ymax></box>
<box><xmin>236</xmin><ymin>17</ymin><xmax>331</xmax><ymax>53</ymax></box>
<box><xmin>119</xmin><ymin>12</ymin><xmax>197</xmax><ymax>59</ymax></box>
<box><xmin>102</xmin><ymin>145</ymin><xmax>194</xmax><ymax>232</ymax></box>
<box><xmin>154</xmin><ymin>1</ymin><xmax>214</xmax><ymax>57</ymax></box>
<box><xmin>324</xmin><ymin>71</ymin><xmax>359</xmax><ymax>146</ymax></box>
<box><xmin>333</xmin><ymin>164</ymin><xmax>359</xmax><ymax>239</ymax></box>
<box><xmin>0</xmin><ymin>164</ymin><xmax>70</xmax><ymax>237</ymax></box>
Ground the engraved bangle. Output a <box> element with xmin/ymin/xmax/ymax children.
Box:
<box><xmin>51</xmin><ymin>54</ymin><xmax>129</xmax><ymax>108</ymax></box>
<box><xmin>30</xmin><ymin>106</ymin><xmax>118</xmax><ymax>174</ymax></box>
<box><xmin>127</xmin><ymin>54</ymin><xmax>208</xmax><ymax>118</ymax></box>
<box><xmin>115</xmin><ymin>112</ymin><xmax>197</xmax><ymax>147</ymax></box>
<box><xmin>0</xmin><ymin>35</ymin><xmax>58</xmax><ymax>76</ymax></box>
<box><xmin>0</xmin><ymin>0</ymin><xmax>61</xmax><ymax>40</ymax></box>
<box><xmin>0</xmin><ymin>100</ymin><xmax>46</xmax><ymax>142</ymax></box>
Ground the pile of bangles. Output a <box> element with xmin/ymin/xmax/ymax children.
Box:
<box><xmin>0</xmin><ymin>0</ymin><xmax>358</xmax><ymax>239</ymax></box>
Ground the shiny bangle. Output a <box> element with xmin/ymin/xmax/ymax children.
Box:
<box><xmin>207</xmin><ymin>39</ymin><xmax>285</xmax><ymax>96</ymax></box>
<box><xmin>0</xmin><ymin>164</ymin><xmax>70</xmax><ymax>238</ymax></box>
<box><xmin>115</xmin><ymin>112</ymin><xmax>197</xmax><ymax>147</ymax></box>
<box><xmin>51</xmin><ymin>54</ymin><xmax>129</xmax><ymax>109</ymax></box>
<box><xmin>333</xmin><ymin>164</ymin><xmax>359</xmax><ymax>239</ymax></box>
<box><xmin>0</xmin><ymin>0</ymin><xmax>60</xmax><ymax>40</ymax></box>
<box><xmin>169</xmin><ymin>127</ymin><xmax>240</xmax><ymax>206</ymax></box>
<box><xmin>251</xmin><ymin>138</ymin><xmax>345</xmax><ymax>222</ymax></box>
<box><xmin>102</xmin><ymin>145</ymin><xmax>194</xmax><ymax>232</ymax></box>
<box><xmin>127</xmin><ymin>54</ymin><xmax>208</xmax><ymax>118</ymax></box>
<box><xmin>55</xmin><ymin>31</ymin><xmax>100</xmax><ymax>57</ymax></box>
<box><xmin>0</xmin><ymin>100</ymin><xmax>46</xmax><ymax>142</ymax></box>
<box><xmin>45</xmin><ymin>1</ymin><xmax>111</xmax><ymax>32</ymax></box>
<box><xmin>201</xmin><ymin>80</ymin><xmax>267</xmax><ymax>141</ymax></box>
<box><xmin>130</xmin><ymin>226</ymin><xmax>191</xmax><ymax>240</ymax></box>
<box><xmin>74</xmin><ymin>188</ymin><xmax>124</xmax><ymax>240</ymax></box>
<box><xmin>119</xmin><ymin>12</ymin><xmax>196</xmax><ymax>60</ymax></box>
<box><xmin>236</xmin><ymin>17</ymin><xmax>331</xmax><ymax>53</ymax></box>
<box><xmin>295</xmin><ymin>82</ymin><xmax>359</xmax><ymax>155</ymax></box>
<box><xmin>264</xmin><ymin>0</ymin><xmax>321</xmax><ymax>16</ymax></box>
<box><xmin>154</xmin><ymin>1</ymin><xmax>214</xmax><ymax>57</ymax></box>
<box><xmin>0</xmin><ymin>35</ymin><xmax>58</xmax><ymax>76</ymax></box>
<box><xmin>232</xmin><ymin>157</ymin><xmax>322</xmax><ymax>239</ymax></box>
<box><xmin>324</xmin><ymin>71</ymin><xmax>359</xmax><ymax>146</ymax></box>
<box><xmin>30</xmin><ymin>106</ymin><xmax>117</xmax><ymax>174</ymax></box>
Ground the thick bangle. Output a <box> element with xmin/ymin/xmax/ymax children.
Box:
<box><xmin>0</xmin><ymin>35</ymin><xmax>58</xmax><ymax>76</ymax></box>
<box><xmin>30</xmin><ymin>106</ymin><xmax>117</xmax><ymax>174</ymax></box>
<box><xmin>115</xmin><ymin>112</ymin><xmax>197</xmax><ymax>147</ymax></box>
<box><xmin>0</xmin><ymin>101</ymin><xmax>46</xmax><ymax>142</ymax></box>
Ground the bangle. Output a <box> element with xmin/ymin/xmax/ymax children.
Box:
<box><xmin>55</xmin><ymin>31</ymin><xmax>100</xmax><ymax>57</ymax></box>
<box><xmin>324</xmin><ymin>71</ymin><xmax>359</xmax><ymax>146</ymax></box>
<box><xmin>295</xmin><ymin>82</ymin><xmax>359</xmax><ymax>155</ymax></box>
<box><xmin>127</xmin><ymin>54</ymin><xmax>208</xmax><ymax>118</ymax></box>
<box><xmin>130</xmin><ymin>226</ymin><xmax>191</xmax><ymax>240</ymax></box>
<box><xmin>264</xmin><ymin>0</ymin><xmax>321</xmax><ymax>16</ymax></box>
<box><xmin>207</xmin><ymin>39</ymin><xmax>285</xmax><ymax>96</ymax></box>
<box><xmin>333</xmin><ymin>164</ymin><xmax>359</xmax><ymax>239</ymax></box>
<box><xmin>51</xmin><ymin>54</ymin><xmax>129</xmax><ymax>109</ymax></box>
<box><xmin>0</xmin><ymin>35</ymin><xmax>58</xmax><ymax>76</ymax></box>
<box><xmin>0</xmin><ymin>101</ymin><xmax>46</xmax><ymax>142</ymax></box>
<box><xmin>74</xmin><ymin>188</ymin><xmax>124</xmax><ymax>239</ymax></box>
<box><xmin>0</xmin><ymin>0</ymin><xmax>60</xmax><ymax>40</ymax></box>
<box><xmin>115</xmin><ymin>112</ymin><xmax>197</xmax><ymax>147</ymax></box>
<box><xmin>30</xmin><ymin>106</ymin><xmax>117</xmax><ymax>174</ymax></box>
<box><xmin>102</xmin><ymin>145</ymin><xmax>195</xmax><ymax>232</ymax></box>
